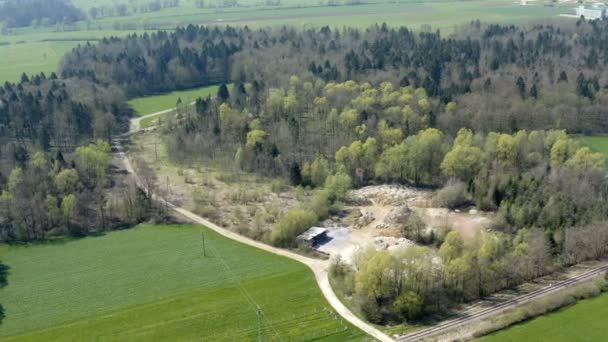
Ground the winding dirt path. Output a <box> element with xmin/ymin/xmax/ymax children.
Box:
<box><xmin>129</xmin><ymin>100</ymin><xmax>196</xmax><ymax>133</ymax></box>
<box><xmin>116</xmin><ymin>119</ymin><xmax>393</xmax><ymax>342</ymax></box>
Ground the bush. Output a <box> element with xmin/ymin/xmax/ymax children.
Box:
<box><xmin>358</xmin><ymin>295</ymin><xmax>383</xmax><ymax>324</ymax></box>
<box><xmin>270</xmin><ymin>179</ymin><xmax>287</xmax><ymax>194</ymax></box>
<box><xmin>307</xmin><ymin>190</ymin><xmax>330</xmax><ymax>220</ymax></box>
<box><xmin>270</xmin><ymin>208</ymin><xmax>318</xmax><ymax>247</ymax></box>
<box><xmin>401</xmin><ymin>211</ymin><xmax>427</xmax><ymax>243</ymax></box>
<box><xmin>435</xmin><ymin>181</ymin><xmax>470</xmax><ymax>209</ymax></box>
<box><xmin>325</xmin><ymin>172</ymin><xmax>352</xmax><ymax>202</ymax></box>
<box><xmin>393</xmin><ymin>291</ymin><xmax>423</xmax><ymax>321</ymax></box>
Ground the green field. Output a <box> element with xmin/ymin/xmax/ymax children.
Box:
<box><xmin>0</xmin><ymin>41</ymin><xmax>82</xmax><ymax>83</ymax></box>
<box><xmin>579</xmin><ymin>136</ymin><xmax>608</xmax><ymax>156</ymax></box>
<box><xmin>0</xmin><ymin>0</ymin><xmax>572</xmax><ymax>83</ymax></box>
<box><xmin>0</xmin><ymin>224</ymin><xmax>364</xmax><ymax>341</ymax></box>
<box><xmin>478</xmin><ymin>292</ymin><xmax>608</xmax><ymax>342</ymax></box>
<box><xmin>579</xmin><ymin>135</ymin><xmax>608</xmax><ymax>167</ymax></box>
<box><xmin>128</xmin><ymin>84</ymin><xmax>224</xmax><ymax>116</ymax></box>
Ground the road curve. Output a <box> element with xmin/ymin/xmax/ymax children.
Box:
<box><xmin>129</xmin><ymin>101</ymin><xmax>197</xmax><ymax>133</ymax></box>
<box><xmin>114</xmin><ymin>134</ymin><xmax>393</xmax><ymax>342</ymax></box>
<box><xmin>398</xmin><ymin>263</ymin><xmax>608</xmax><ymax>341</ymax></box>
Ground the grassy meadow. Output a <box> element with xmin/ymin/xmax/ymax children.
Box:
<box><xmin>0</xmin><ymin>41</ymin><xmax>79</xmax><ymax>83</ymax></box>
<box><xmin>128</xmin><ymin>84</ymin><xmax>225</xmax><ymax>116</ymax></box>
<box><xmin>478</xmin><ymin>292</ymin><xmax>608</xmax><ymax>342</ymax></box>
<box><xmin>579</xmin><ymin>135</ymin><xmax>608</xmax><ymax>167</ymax></box>
<box><xmin>0</xmin><ymin>0</ymin><xmax>573</xmax><ymax>83</ymax></box>
<box><xmin>579</xmin><ymin>136</ymin><xmax>608</xmax><ymax>156</ymax></box>
<box><xmin>0</xmin><ymin>224</ymin><xmax>364</xmax><ymax>341</ymax></box>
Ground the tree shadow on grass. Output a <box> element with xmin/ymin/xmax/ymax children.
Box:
<box><xmin>0</xmin><ymin>263</ymin><xmax>8</xmax><ymax>288</ymax></box>
<box><xmin>0</xmin><ymin>262</ymin><xmax>8</xmax><ymax>325</ymax></box>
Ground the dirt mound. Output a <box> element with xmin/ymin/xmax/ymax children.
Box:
<box><xmin>349</xmin><ymin>185</ymin><xmax>433</xmax><ymax>207</ymax></box>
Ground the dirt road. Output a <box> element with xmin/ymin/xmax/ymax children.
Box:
<box><xmin>114</xmin><ymin>135</ymin><xmax>393</xmax><ymax>342</ymax></box>
<box><xmin>129</xmin><ymin>100</ymin><xmax>197</xmax><ymax>133</ymax></box>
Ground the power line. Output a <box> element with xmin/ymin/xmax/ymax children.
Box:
<box><xmin>204</xmin><ymin>232</ymin><xmax>284</xmax><ymax>342</ymax></box>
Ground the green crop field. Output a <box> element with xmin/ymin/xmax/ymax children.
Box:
<box><xmin>0</xmin><ymin>224</ymin><xmax>364</xmax><ymax>341</ymax></box>
<box><xmin>0</xmin><ymin>41</ymin><xmax>81</xmax><ymax>83</ymax></box>
<box><xmin>478</xmin><ymin>292</ymin><xmax>608</xmax><ymax>342</ymax></box>
<box><xmin>128</xmin><ymin>84</ymin><xmax>227</xmax><ymax>116</ymax></box>
<box><xmin>0</xmin><ymin>0</ymin><xmax>573</xmax><ymax>83</ymax></box>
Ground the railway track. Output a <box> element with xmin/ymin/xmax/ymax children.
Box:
<box><xmin>398</xmin><ymin>264</ymin><xmax>608</xmax><ymax>341</ymax></box>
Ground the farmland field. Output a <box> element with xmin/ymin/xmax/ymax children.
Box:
<box><xmin>0</xmin><ymin>0</ymin><xmax>572</xmax><ymax>83</ymax></box>
<box><xmin>478</xmin><ymin>292</ymin><xmax>608</xmax><ymax>342</ymax></box>
<box><xmin>128</xmin><ymin>84</ymin><xmax>225</xmax><ymax>116</ymax></box>
<box><xmin>0</xmin><ymin>224</ymin><xmax>364</xmax><ymax>341</ymax></box>
<box><xmin>0</xmin><ymin>41</ymin><xmax>82</xmax><ymax>84</ymax></box>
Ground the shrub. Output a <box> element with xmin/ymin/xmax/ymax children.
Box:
<box><xmin>307</xmin><ymin>190</ymin><xmax>330</xmax><ymax>220</ymax></box>
<box><xmin>270</xmin><ymin>179</ymin><xmax>287</xmax><ymax>194</ymax></box>
<box><xmin>393</xmin><ymin>291</ymin><xmax>423</xmax><ymax>321</ymax></box>
<box><xmin>435</xmin><ymin>181</ymin><xmax>470</xmax><ymax>209</ymax></box>
<box><xmin>401</xmin><ymin>211</ymin><xmax>427</xmax><ymax>243</ymax></box>
<box><xmin>325</xmin><ymin>172</ymin><xmax>352</xmax><ymax>202</ymax></box>
<box><xmin>270</xmin><ymin>208</ymin><xmax>317</xmax><ymax>247</ymax></box>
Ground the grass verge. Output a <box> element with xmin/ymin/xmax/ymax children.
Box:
<box><xmin>473</xmin><ymin>277</ymin><xmax>608</xmax><ymax>341</ymax></box>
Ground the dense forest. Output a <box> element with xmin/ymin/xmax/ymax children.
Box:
<box><xmin>62</xmin><ymin>21</ymin><xmax>608</xmax><ymax>132</ymax></box>
<box><xmin>0</xmin><ymin>0</ymin><xmax>84</xmax><ymax>28</ymax></box>
<box><xmin>0</xmin><ymin>75</ymin><xmax>150</xmax><ymax>241</ymax></box>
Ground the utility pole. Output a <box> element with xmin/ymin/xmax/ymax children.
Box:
<box><xmin>165</xmin><ymin>176</ymin><xmax>169</xmax><ymax>216</ymax></box>
<box><xmin>201</xmin><ymin>231</ymin><xmax>207</xmax><ymax>257</ymax></box>
<box><xmin>257</xmin><ymin>306</ymin><xmax>263</xmax><ymax>342</ymax></box>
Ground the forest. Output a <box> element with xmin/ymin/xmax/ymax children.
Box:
<box><xmin>0</xmin><ymin>0</ymin><xmax>84</xmax><ymax>28</ymax></box>
<box><xmin>61</xmin><ymin>21</ymin><xmax>608</xmax><ymax>133</ymax></box>
<box><xmin>3</xmin><ymin>20</ymin><xmax>608</xmax><ymax>239</ymax></box>
<box><xmin>3</xmin><ymin>18</ymin><xmax>608</xmax><ymax>326</ymax></box>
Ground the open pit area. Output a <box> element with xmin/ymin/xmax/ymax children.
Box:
<box><xmin>315</xmin><ymin>185</ymin><xmax>493</xmax><ymax>263</ymax></box>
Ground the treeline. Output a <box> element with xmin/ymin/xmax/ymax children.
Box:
<box><xmin>332</xmin><ymin>221</ymin><xmax>608</xmax><ymax>325</ymax></box>
<box><xmin>87</xmin><ymin>0</ymin><xmax>180</xmax><ymax>20</ymax></box>
<box><xmin>0</xmin><ymin>73</ymin><xmax>132</xmax><ymax>242</ymax></box>
<box><xmin>62</xmin><ymin>21</ymin><xmax>608</xmax><ymax>135</ymax></box>
<box><xmin>0</xmin><ymin>73</ymin><xmax>128</xmax><ymax>174</ymax></box>
<box><xmin>0</xmin><ymin>0</ymin><xmax>84</xmax><ymax>28</ymax></box>
<box><xmin>0</xmin><ymin>141</ymin><xmax>158</xmax><ymax>242</ymax></box>
<box><xmin>60</xmin><ymin>26</ymin><xmax>243</xmax><ymax>97</ymax></box>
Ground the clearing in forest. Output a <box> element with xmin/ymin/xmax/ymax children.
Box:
<box><xmin>580</xmin><ymin>135</ymin><xmax>608</xmax><ymax>167</ymax></box>
<box><xmin>0</xmin><ymin>224</ymin><xmax>364</xmax><ymax>341</ymax></box>
<box><xmin>127</xmin><ymin>84</ymin><xmax>225</xmax><ymax>117</ymax></box>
